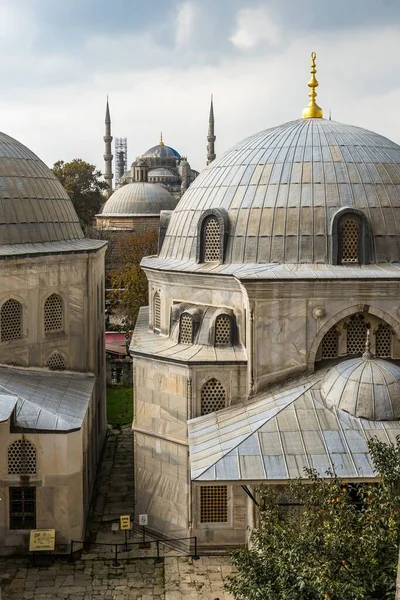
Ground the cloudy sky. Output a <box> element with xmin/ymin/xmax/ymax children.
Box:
<box><xmin>1</xmin><ymin>0</ymin><xmax>400</xmax><ymax>174</ymax></box>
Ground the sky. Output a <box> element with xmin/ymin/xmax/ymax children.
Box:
<box><xmin>1</xmin><ymin>0</ymin><xmax>400</xmax><ymax>174</ymax></box>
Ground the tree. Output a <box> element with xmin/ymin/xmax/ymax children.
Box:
<box><xmin>52</xmin><ymin>159</ymin><xmax>108</xmax><ymax>229</ymax></box>
<box><xmin>108</xmin><ymin>230</ymin><xmax>158</xmax><ymax>326</ymax></box>
<box><xmin>226</xmin><ymin>436</ymin><xmax>400</xmax><ymax>600</ymax></box>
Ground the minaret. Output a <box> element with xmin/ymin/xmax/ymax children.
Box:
<box><xmin>103</xmin><ymin>97</ymin><xmax>113</xmax><ymax>197</ymax></box>
<box><xmin>206</xmin><ymin>95</ymin><xmax>216</xmax><ymax>165</ymax></box>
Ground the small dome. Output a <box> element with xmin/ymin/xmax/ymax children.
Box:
<box><xmin>148</xmin><ymin>168</ymin><xmax>178</xmax><ymax>179</ymax></box>
<box><xmin>143</xmin><ymin>144</ymin><xmax>181</xmax><ymax>159</ymax></box>
<box><xmin>321</xmin><ymin>357</ymin><xmax>400</xmax><ymax>420</ymax></box>
<box><xmin>100</xmin><ymin>182</ymin><xmax>177</xmax><ymax>216</ymax></box>
<box><xmin>160</xmin><ymin>118</ymin><xmax>400</xmax><ymax>266</ymax></box>
<box><xmin>0</xmin><ymin>131</ymin><xmax>83</xmax><ymax>244</ymax></box>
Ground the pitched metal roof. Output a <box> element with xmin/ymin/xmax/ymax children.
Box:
<box><xmin>189</xmin><ymin>371</ymin><xmax>400</xmax><ymax>483</ymax></box>
<box><xmin>0</xmin><ymin>238</ymin><xmax>106</xmax><ymax>258</ymax></box>
<box><xmin>0</xmin><ymin>366</ymin><xmax>95</xmax><ymax>431</ymax></box>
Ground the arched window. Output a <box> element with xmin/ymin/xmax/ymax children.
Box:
<box><xmin>346</xmin><ymin>314</ymin><xmax>368</xmax><ymax>356</ymax></box>
<box><xmin>46</xmin><ymin>352</ymin><xmax>66</xmax><ymax>371</ymax></box>
<box><xmin>375</xmin><ymin>323</ymin><xmax>392</xmax><ymax>358</ymax></box>
<box><xmin>8</xmin><ymin>439</ymin><xmax>37</xmax><ymax>475</ymax></box>
<box><xmin>321</xmin><ymin>327</ymin><xmax>339</xmax><ymax>359</ymax></box>
<box><xmin>215</xmin><ymin>314</ymin><xmax>232</xmax><ymax>346</ymax></box>
<box><xmin>201</xmin><ymin>378</ymin><xmax>226</xmax><ymax>415</ymax></box>
<box><xmin>203</xmin><ymin>217</ymin><xmax>220</xmax><ymax>262</ymax></box>
<box><xmin>179</xmin><ymin>313</ymin><xmax>193</xmax><ymax>344</ymax></box>
<box><xmin>1</xmin><ymin>299</ymin><xmax>22</xmax><ymax>341</ymax></box>
<box><xmin>339</xmin><ymin>218</ymin><xmax>360</xmax><ymax>263</ymax></box>
<box><xmin>44</xmin><ymin>294</ymin><xmax>63</xmax><ymax>332</ymax></box>
<box><xmin>153</xmin><ymin>291</ymin><xmax>161</xmax><ymax>330</ymax></box>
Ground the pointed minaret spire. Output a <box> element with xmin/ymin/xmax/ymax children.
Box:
<box><xmin>103</xmin><ymin>96</ymin><xmax>113</xmax><ymax>198</ymax></box>
<box><xmin>206</xmin><ymin>94</ymin><xmax>216</xmax><ymax>165</ymax></box>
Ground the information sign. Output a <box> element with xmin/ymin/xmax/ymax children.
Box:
<box><xmin>29</xmin><ymin>529</ymin><xmax>56</xmax><ymax>552</ymax></box>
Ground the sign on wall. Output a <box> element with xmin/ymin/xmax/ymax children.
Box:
<box><xmin>29</xmin><ymin>529</ymin><xmax>56</xmax><ymax>552</ymax></box>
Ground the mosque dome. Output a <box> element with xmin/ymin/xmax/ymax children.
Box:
<box><xmin>0</xmin><ymin>131</ymin><xmax>83</xmax><ymax>245</ymax></box>
<box><xmin>160</xmin><ymin>117</ymin><xmax>400</xmax><ymax>265</ymax></box>
<box><xmin>321</xmin><ymin>354</ymin><xmax>400</xmax><ymax>420</ymax></box>
<box><xmin>148</xmin><ymin>168</ymin><xmax>178</xmax><ymax>180</ymax></box>
<box><xmin>142</xmin><ymin>143</ymin><xmax>181</xmax><ymax>160</ymax></box>
<box><xmin>100</xmin><ymin>182</ymin><xmax>177</xmax><ymax>216</ymax></box>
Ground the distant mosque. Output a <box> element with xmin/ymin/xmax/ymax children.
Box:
<box><xmin>95</xmin><ymin>98</ymin><xmax>216</xmax><ymax>236</ymax></box>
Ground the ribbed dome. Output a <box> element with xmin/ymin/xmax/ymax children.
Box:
<box><xmin>321</xmin><ymin>357</ymin><xmax>400</xmax><ymax>420</ymax></box>
<box><xmin>0</xmin><ymin>131</ymin><xmax>83</xmax><ymax>244</ymax></box>
<box><xmin>142</xmin><ymin>144</ymin><xmax>180</xmax><ymax>159</ymax></box>
<box><xmin>101</xmin><ymin>183</ymin><xmax>177</xmax><ymax>216</ymax></box>
<box><xmin>160</xmin><ymin>118</ymin><xmax>400</xmax><ymax>265</ymax></box>
<box><xmin>148</xmin><ymin>168</ymin><xmax>178</xmax><ymax>179</ymax></box>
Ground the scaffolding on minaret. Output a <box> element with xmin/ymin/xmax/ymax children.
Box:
<box><xmin>115</xmin><ymin>138</ymin><xmax>128</xmax><ymax>185</ymax></box>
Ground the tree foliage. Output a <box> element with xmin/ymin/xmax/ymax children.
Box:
<box><xmin>108</xmin><ymin>229</ymin><xmax>158</xmax><ymax>326</ymax></box>
<box><xmin>226</xmin><ymin>436</ymin><xmax>400</xmax><ymax>600</ymax></box>
<box><xmin>52</xmin><ymin>159</ymin><xmax>108</xmax><ymax>229</ymax></box>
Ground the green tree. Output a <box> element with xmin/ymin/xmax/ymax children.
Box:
<box><xmin>109</xmin><ymin>229</ymin><xmax>158</xmax><ymax>326</ymax></box>
<box><xmin>226</xmin><ymin>436</ymin><xmax>400</xmax><ymax>600</ymax></box>
<box><xmin>52</xmin><ymin>159</ymin><xmax>108</xmax><ymax>229</ymax></box>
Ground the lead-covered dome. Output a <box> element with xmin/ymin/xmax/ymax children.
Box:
<box><xmin>100</xmin><ymin>182</ymin><xmax>177</xmax><ymax>216</ymax></box>
<box><xmin>0</xmin><ymin>132</ymin><xmax>83</xmax><ymax>244</ymax></box>
<box><xmin>142</xmin><ymin>144</ymin><xmax>180</xmax><ymax>160</ymax></box>
<box><xmin>160</xmin><ymin>118</ymin><xmax>400</xmax><ymax>265</ymax></box>
<box><xmin>321</xmin><ymin>356</ymin><xmax>400</xmax><ymax>420</ymax></box>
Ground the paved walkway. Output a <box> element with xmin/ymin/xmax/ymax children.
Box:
<box><xmin>0</xmin><ymin>427</ymin><xmax>235</xmax><ymax>599</ymax></box>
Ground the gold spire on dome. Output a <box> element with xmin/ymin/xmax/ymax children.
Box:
<box><xmin>159</xmin><ymin>131</ymin><xmax>164</xmax><ymax>146</ymax></box>
<box><xmin>302</xmin><ymin>52</ymin><xmax>323</xmax><ymax>119</ymax></box>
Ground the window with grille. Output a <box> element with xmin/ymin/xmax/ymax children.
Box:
<box><xmin>340</xmin><ymin>219</ymin><xmax>360</xmax><ymax>263</ymax></box>
<box><xmin>8</xmin><ymin>439</ymin><xmax>37</xmax><ymax>475</ymax></box>
<box><xmin>200</xmin><ymin>486</ymin><xmax>228</xmax><ymax>523</ymax></box>
<box><xmin>9</xmin><ymin>487</ymin><xmax>36</xmax><ymax>530</ymax></box>
<box><xmin>180</xmin><ymin>313</ymin><xmax>193</xmax><ymax>344</ymax></box>
<box><xmin>203</xmin><ymin>217</ymin><xmax>221</xmax><ymax>262</ymax></box>
<box><xmin>375</xmin><ymin>323</ymin><xmax>392</xmax><ymax>358</ymax></box>
<box><xmin>321</xmin><ymin>327</ymin><xmax>339</xmax><ymax>359</ymax></box>
<box><xmin>201</xmin><ymin>378</ymin><xmax>226</xmax><ymax>415</ymax></box>
<box><xmin>215</xmin><ymin>315</ymin><xmax>232</xmax><ymax>346</ymax></box>
<box><xmin>44</xmin><ymin>294</ymin><xmax>63</xmax><ymax>332</ymax></box>
<box><xmin>346</xmin><ymin>314</ymin><xmax>368</xmax><ymax>355</ymax></box>
<box><xmin>153</xmin><ymin>291</ymin><xmax>161</xmax><ymax>330</ymax></box>
<box><xmin>46</xmin><ymin>352</ymin><xmax>66</xmax><ymax>371</ymax></box>
<box><xmin>1</xmin><ymin>299</ymin><xmax>22</xmax><ymax>341</ymax></box>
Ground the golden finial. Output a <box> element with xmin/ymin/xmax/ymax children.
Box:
<box><xmin>159</xmin><ymin>131</ymin><xmax>164</xmax><ymax>146</ymax></box>
<box><xmin>302</xmin><ymin>51</ymin><xmax>323</xmax><ymax>119</ymax></box>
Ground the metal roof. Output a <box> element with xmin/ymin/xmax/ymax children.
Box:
<box><xmin>100</xmin><ymin>182</ymin><xmax>177</xmax><ymax>216</ymax></box>
<box><xmin>141</xmin><ymin>257</ymin><xmax>400</xmax><ymax>279</ymax></box>
<box><xmin>0</xmin><ymin>366</ymin><xmax>95</xmax><ymax>431</ymax></box>
<box><xmin>0</xmin><ymin>238</ymin><xmax>106</xmax><ymax>258</ymax></box>
<box><xmin>142</xmin><ymin>145</ymin><xmax>181</xmax><ymax>159</ymax></box>
<box><xmin>189</xmin><ymin>371</ymin><xmax>400</xmax><ymax>483</ymax></box>
<box><xmin>0</xmin><ymin>131</ymin><xmax>83</xmax><ymax>245</ymax></box>
<box><xmin>160</xmin><ymin>118</ymin><xmax>400</xmax><ymax>266</ymax></box>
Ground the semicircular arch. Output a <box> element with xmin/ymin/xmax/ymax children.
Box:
<box><xmin>307</xmin><ymin>304</ymin><xmax>400</xmax><ymax>369</ymax></box>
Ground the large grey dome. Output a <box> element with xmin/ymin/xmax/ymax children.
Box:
<box><xmin>101</xmin><ymin>182</ymin><xmax>177</xmax><ymax>216</ymax></box>
<box><xmin>0</xmin><ymin>132</ymin><xmax>83</xmax><ymax>244</ymax></box>
<box><xmin>142</xmin><ymin>144</ymin><xmax>180</xmax><ymax>160</ymax></box>
<box><xmin>160</xmin><ymin>118</ymin><xmax>400</xmax><ymax>265</ymax></box>
<box><xmin>321</xmin><ymin>357</ymin><xmax>400</xmax><ymax>420</ymax></box>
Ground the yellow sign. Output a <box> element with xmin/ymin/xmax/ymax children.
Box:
<box><xmin>29</xmin><ymin>529</ymin><xmax>56</xmax><ymax>552</ymax></box>
<box><xmin>120</xmin><ymin>515</ymin><xmax>131</xmax><ymax>531</ymax></box>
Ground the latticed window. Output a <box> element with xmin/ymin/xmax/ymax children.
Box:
<box><xmin>1</xmin><ymin>299</ymin><xmax>22</xmax><ymax>341</ymax></box>
<box><xmin>180</xmin><ymin>313</ymin><xmax>193</xmax><ymax>344</ymax></box>
<box><xmin>203</xmin><ymin>217</ymin><xmax>220</xmax><ymax>262</ymax></box>
<box><xmin>201</xmin><ymin>378</ymin><xmax>226</xmax><ymax>415</ymax></box>
<box><xmin>340</xmin><ymin>219</ymin><xmax>360</xmax><ymax>263</ymax></box>
<box><xmin>375</xmin><ymin>323</ymin><xmax>392</xmax><ymax>358</ymax></box>
<box><xmin>44</xmin><ymin>294</ymin><xmax>63</xmax><ymax>332</ymax></box>
<box><xmin>200</xmin><ymin>486</ymin><xmax>228</xmax><ymax>523</ymax></box>
<box><xmin>9</xmin><ymin>487</ymin><xmax>36</xmax><ymax>530</ymax></box>
<box><xmin>46</xmin><ymin>352</ymin><xmax>66</xmax><ymax>371</ymax></box>
<box><xmin>215</xmin><ymin>315</ymin><xmax>232</xmax><ymax>346</ymax></box>
<box><xmin>346</xmin><ymin>314</ymin><xmax>368</xmax><ymax>355</ymax></box>
<box><xmin>153</xmin><ymin>291</ymin><xmax>161</xmax><ymax>330</ymax></box>
<box><xmin>8</xmin><ymin>439</ymin><xmax>37</xmax><ymax>475</ymax></box>
<box><xmin>321</xmin><ymin>327</ymin><xmax>339</xmax><ymax>359</ymax></box>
